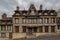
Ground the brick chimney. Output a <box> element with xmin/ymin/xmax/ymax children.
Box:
<box><xmin>40</xmin><ymin>4</ymin><xmax>43</xmax><ymax>10</ymax></box>
<box><xmin>2</xmin><ymin>13</ymin><xmax>7</xmax><ymax>20</ymax></box>
<box><xmin>16</xmin><ymin>6</ymin><xmax>19</xmax><ymax>11</ymax></box>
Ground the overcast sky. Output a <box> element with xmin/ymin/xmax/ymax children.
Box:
<box><xmin>0</xmin><ymin>0</ymin><xmax>60</xmax><ymax>17</ymax></box>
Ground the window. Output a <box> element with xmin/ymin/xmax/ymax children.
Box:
<box><xmin>28</xmin><ymin>18</ymin><xmax>32</xmax><ymax>23</ymax></box>
<box><xmin>33</xmin><ymin>18</ymin><xmax>37</xmax><ymax>23</ymax></box>
<box><xmin>51</xmin><ymin>13</ymin><xmax>54</xmax><ymax>15</ymax></box>
<box><xmin>39</xmin><ymin>13</ymin><xmax>42</xmax><ymax>15</ymax></box>
<box><xmin>23</xmin><ymin>13</ymin><xmax>26</xmax><ymax>15</ymax></box>
<box><xmin>51</xmin><ymin>18</ymin><xmax>55</xmax><ymax>23</ymax></box>
<box><xmin>15</xmin><ymin>18</ymin><xmax>19</xmax><ymax>24</ymax></box>
<box><xmin>1</xmin><ymin>26</ymin><xmax>6</xmax><ymax>31</ymax></box>
<box><xmin>22</xmin><ymin>18</ymin><xmax>26</xmax><ymax>23</ymax></box>
<box><xmin>58</xmin><ymin>25</ymin><xmax>60</xmax><ymax>30</ymax></box>
<box><xmin>16</xmin><ymin>13</ymin><xmax>20</xmax><ymax>15</ymax></box>
<box><xmin>44</xmin><ymin>18</ymin><xmax>49</xmax><ymax>23</ymax></box>
<box><xmin>44</xmin><ymin>13</ymin><xmax>47</xmax><ymax>15</ymax></box>
<box><xmin>33</xmin><ymin>27</ymin><xmax>37</xmax><ymax>32</ymax></box>
<box><xmin>30</xmin><ymin>11</ymin><xmax>35</xmax><ymax>15</ymax></box>
<box><xmin>39</xmin><ymin>26</ymin><xmax>43</xmax><ymax>32</ymax></box>
<box><xmin>51</xmin><ymin>26</ymin><xmax>55</xmax><ymax>32</ymax></box>
<box><xmin>45</xmin><ymin>26</ymin><xmax>49</xmax><ymax>32</ymax></box>
<box><xmin>22</xmin><ymin>26</ymin><xmax>26</xmax><ymax>32</ymax></box>
<box><xmin>15</xmin><ymin>26</ymin><xmax>19</xmax><ymax>33</ymax></box>
<box><xmin>7</xmin><ymin>26</ymin><xmax>12</xmax><ymax>31</ymax></box>
<box><xmin>39</xmin><ymin>18</ymin><xmax>43</xmax><ymax>23</ymax></box>
<box><xmin>1</xmin><ymin>33</ymin><xmax>6</xmax><ymax>38</ymax></box>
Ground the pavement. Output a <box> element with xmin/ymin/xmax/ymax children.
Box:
<box><xmin>13</xmin><ymin>35</ymin><xmax>60</xmax><ymax>40</ymax></box>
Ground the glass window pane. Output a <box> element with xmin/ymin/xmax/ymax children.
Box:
<box><xmin>1</xmin><ymin>26</ymin><xmax>6</xmax><ymax>31</ymax></box>
<box><xmin>1</xmin><ymin>33</ymin><xmax>6</xmax><ymax>38</ymax></box>
<box><xmin>7</xmin><ymin>26</ymin><xmax>12</xmax><ymax>31</ymax></box>
<box><xmin>15</xmin><ymin>18</ymin><xmax>19</xmax><ymax>24</ymax></box>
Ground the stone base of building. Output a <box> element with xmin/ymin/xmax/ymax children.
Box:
<box><xmin>12</xmin><ymin>32</ymin><xmax>59</xmax><ymax>39</ymax></box>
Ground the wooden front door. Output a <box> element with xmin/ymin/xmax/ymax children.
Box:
<box><xmin>9</xmin><ymin>33</ymin><xmax>12</xmax><ymax>39</ymax></box>
<box><xmin>28</xmin><ymin>28</ymin><xmax>32</xmax><ymax>35</ymax></box>
<box><xmin>15</xmin><ymin>26</ymin><xmax>19</xmax><ymax>33</ymax></box>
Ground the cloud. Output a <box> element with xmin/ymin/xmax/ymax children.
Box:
<box><xmin>0</xmin><ymin>0</ymin><xmax>60</xmax><ymax>18</ymax></box>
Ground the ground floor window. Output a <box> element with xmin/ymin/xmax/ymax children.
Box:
<box><xmin>58</xmin><ymin>25</ymin><xmax>60</xmax><ymax>30</ymax></box>
<box><xmin>9</xmin><ymin>33</ymin><xmax>12</xmax><ymax>39</ymax></box>
<box><xmin>33</xmin><ymin>27</ymin><xmax>37</xmax><ymax>32</ymax></box>
<box><xmin>45</xmin><ymin>26</ymin><xmax>49</xmax><ymax>32</ymax></box>
<box><xmin>22</xmin><ymin>26</ymin><xmax>26</xmax><ymax>32</ymax></box>
<box><xmin>15</xmin><ymin>26</ymin><xmax>19</xmax><ymax>33</ymax></box>
<box><xmin>51</xmin><ymin>26</ymin><xmax>55</xmax><ymax>32</ymax></box>
<box><xmin>39</xmin><ymin>26</ymin><xmax>43</xmax><ymax>32</ymax></box>
<box><xmin>1</xmin><ymin>33</ymin><xmax>6</xmax><ymax>38</ymax></box>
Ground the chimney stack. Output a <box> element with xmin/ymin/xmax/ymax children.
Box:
<box><xmin>16</xmin><ymin>6</ymin><xmax>19</xmax><ymax>11</ymax></box>
<box><xmin>2</xmin><ymin>13</ymin><xmax>7</xmax><ymax>20</ymax></box>
<box><xmin>40</xmin><ymin>4</ymin><xmax>43</xmax><ymax>10</ymax></box>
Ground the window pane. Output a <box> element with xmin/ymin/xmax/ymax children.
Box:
<box><xmin>39</xmin><ymin>18</ymin><xmax>43</xmax><ymax>23</ymax></box>
<box><xmin>1</xmin><ymin>33</ymin><xmax>6</xmax><ymax>38</ymax></box>
<box><xmin>51</xmin><ymin>18</ymin><xmax>55</xmax><ymax>23</ymax></box>
<box><xmin>22</xmin><ymin>26</ymin><xmax>26</xmax><ymax>32</ymax></box>
<box><xmin>15</xmin><ymin>18</ymin><xmax>19</xmax><ymax>24</ymax></box>
<box><xmin>1</xmin><ymin>26</ymin><xmax>6</xmax><ymax>31</ymax></box>
<box><xmin>39</xmin><ymin>26</ymin><xmax>42</xmax><ymax>32</ymax></box>
<box><xmin>44</xmin><ymin>13</ymin><xmax>47</xmax><ymax>15</ymax></box>
<box><xmin>28</xmin><ymin>19</ymin><xmax>32</xmax><ymax>23</ymax></box>
<box><xmin>44</xmin><ymin>18</ymin><xmax>49</xmax><ymax>23</ymax></box>
<box><xmin>7</xmin><ymin>26</ymin><xmax>12</xmax><ymax>31</ymax></box>
<box><xmin>33</xmin><ymin>18</ymin><xmax>37</xmax><ymax>23</ymax></box>
<box><xmin>33</xmin><ymin>27</ymin><xmax>37</xmax><ymax>32</ymax></box>
<box><xmin>22</xmin><ymin>18</ymin><xmax>26</xmax><ymax>23</ymax></box>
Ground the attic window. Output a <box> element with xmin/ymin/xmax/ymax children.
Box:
<box><xmin>39</xmin><ymin>13</ymin><xmax>42</xmax><ymax>15</ymax></box>
<box><xmin>51</xmin><ymin>13</ymin><xmax>54</xmax><ymax>15</ymax></box>
<box><xmin>44</xmin><ymin>13</ymin><xmax>47</xmax><ymax>15</ymax></box>
<box><xmin>16</xmin><ymin>13</ymin><xmax>20</xmax><ymax>15</ymax></box>
<box><xmin>30</xmin><ymin>11</ymin><xmax>35</xmax><ymax>15</ymax></box>
<box><xmin>23</xmin><ymin>13</ymin><xmax>26</xmax><ymax>15</ymax></box>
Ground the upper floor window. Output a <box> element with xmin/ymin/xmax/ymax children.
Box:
<box><xmin>28</xmin><ymin>18</ymin><xmax>32</xmax><ymax>23</ymax></box>
<box><xmin>7</xmin><ymin>26</ymin><xmax>12</xmax><ymax>31</ymax></box>
<box><xmin>22</xmin><ymin>18</ymin><xmax>26</xmax><ymax>23</ymax></box>
<box><xmin>44</xmin><ymin>18</ymin><xmax>49</xmax><ymax>23</ymax></box>
<box><xmin>1</xmin><ymin>26</ymin><xmax>6</xmax><ymax>31</ymax></box>
<box><xmin>39</xmin><ymin>18</ymin><xmax>43</xmax><ymax>23</ymax></box>
<box><xmin>15</xmin><ymin>18</ymin><xmax>19</xmax><ymax>24</ymax></box>
<box><xmin>51</xmin><ymin>18</ymin><xmax>55</xmax><ymax>23</ymax></box>
<box><xmin>1</xmin><ymin>33</ymin><xmax>6</xmax><ymax>38</ymax></box>
<box><xmin>33</xmin><ymin>18</ymin><xmax>37</xmax><ymax>23</ymax></box>
<box><xmin>44</xmin><ymin>13</ymin><xmax>47</xmax><ymax>15</ymax></box>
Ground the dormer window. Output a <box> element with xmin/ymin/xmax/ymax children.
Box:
<box><xmin>51</xmin><ymin>13</ymin><xmax>54</xmax><ymax>15</ymax></box>
<box><xmin>23</xmin><ymin>13</ymin><xmax>26</xmax><ymax>15</ymax></box>
<box><xmin>30</xmin><ymin>11</ymin><xmax>35</xmax><ymax>15</ymax></box>
<box><xmin>16</xmin><ymin>13</ymin><xmax>20</xmax><ymax>15</ymax></box>
<box><xmin>39</xmin><ymin>13</ymin><xmax>42</xmax><ymax>15</ymax></box>
<box><xmin>44</xmin><ymin>13</ymin><xmax>47</xmax><ymax>15</ymax></box>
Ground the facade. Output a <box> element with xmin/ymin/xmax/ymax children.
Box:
<box><xmin>0</xmin><ymin>4</ymin><xmax>60</xmax><ymax>40</ymax></box>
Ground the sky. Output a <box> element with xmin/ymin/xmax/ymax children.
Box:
<box><xmin>0</xmin><ymin>0</ymin><xmax>60</xmax><ymax>17</ymax></box>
